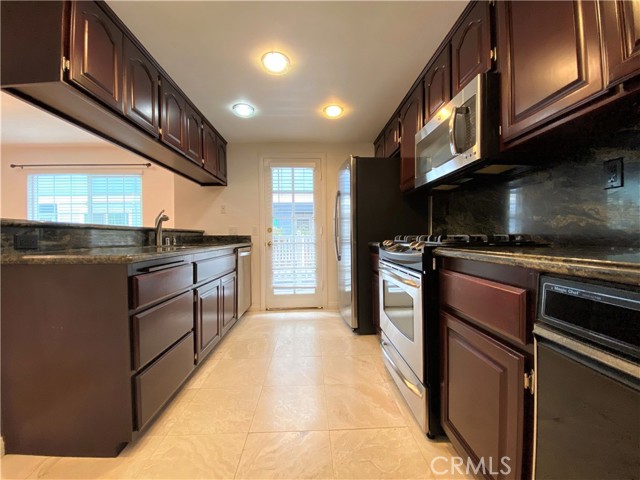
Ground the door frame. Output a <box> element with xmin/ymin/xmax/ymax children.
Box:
<box><xmin>259</xmin><ymin>153</ymin><xmax>327</xmax><ymax>310</ymax></box>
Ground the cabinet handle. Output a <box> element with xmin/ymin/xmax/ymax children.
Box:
<box><xmin>381</xmin><ymin>340</ymin><xmax>423</xmax><ymax>398</ymax></box>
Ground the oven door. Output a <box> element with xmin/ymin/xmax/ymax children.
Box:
<box><xmin>379</xmin><ymin>260</ymin><xmax>423</xmax><ymax>381</ymax></box>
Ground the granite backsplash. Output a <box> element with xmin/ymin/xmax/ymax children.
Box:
<box><xmin>431</xmin><ymin>120</ymin><xmax>640</xmax><ymax>247</ymax></box>
<box><xmin>0</xmin><ymin>219</ymin><xmax>250</xmax><ymax>252</ymax></box>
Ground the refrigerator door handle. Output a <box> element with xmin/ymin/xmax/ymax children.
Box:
<box><xmin>333</xmin><ymin>191</ymin><xmax>341</xmax><ymax>261</ymax></box>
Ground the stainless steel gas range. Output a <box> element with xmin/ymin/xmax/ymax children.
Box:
<box><xmin>378</xmin><ymin>234</ymin><xmax>540</xmax><ymax>439</ymax></box>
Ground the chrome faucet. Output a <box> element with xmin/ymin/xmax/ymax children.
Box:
<box><xmin>154</xmin><ymin>209</ymin><xmax>170</xmax><ymax>247</ymax></box>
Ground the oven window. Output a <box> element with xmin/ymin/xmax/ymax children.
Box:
<box><xmin>382</xmin><ymin>279</ymin><xmax>415</xmax><ymax>341</ymax></box>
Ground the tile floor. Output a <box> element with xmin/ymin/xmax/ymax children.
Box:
<box><xmin>1</xmin><ymin>311</ymin><xmax>472</xmax><ymax>480</ymax></box>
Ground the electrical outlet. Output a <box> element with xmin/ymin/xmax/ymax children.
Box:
<box><xmin>14</xmin><ymin>233</ymin><xmax>39</xmax><ymax>250</ymax></box>
<box><xmin>604</xmin><ymin>158</ymin><xmax>623</xmax><ymax>189</ymax></box>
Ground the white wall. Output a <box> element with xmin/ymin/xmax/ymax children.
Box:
<box><xmin>174</xmin><ymin>142</ymin><xmax>373</xmax><ymax>311</ymax></box>
<box><xmin>0</xmin><ymin>144</ymin><xmax>175</xmax><ymax>227</ymax></box>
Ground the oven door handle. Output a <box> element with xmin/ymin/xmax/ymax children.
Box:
<box><xmin>381</xmin><ymin>340</ymin><xmax>424</xmax><ymax>398</ymax></box>
<box><xmin>379</xmin><ymin>267</ymin><xmax>420</xmax><ymax>289</ymax></box>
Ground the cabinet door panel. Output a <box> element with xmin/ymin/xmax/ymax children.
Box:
<box><xmin>424</xmin><ymin>47</ymin><xmax>451</xmax><ymax>122</ymax></box>
<box><xmin>221</xmin><ymin>272</ymin><xmax>236</xmax><ymax>334</ymax></box>
<box><xmin>124</xmin><ymin>38</ymin><xmax>159</xmax><ymax>137</ymax></box>
<box><xmin>601</xmin><ymin>0</ymin><xmax>640</xmax><ymax>84</ymax></box>
<box><xmin>442</xmin><ymin>312</ymin><xmax>524</xmax><ymax>479</ymax></box>
<box><xmin>384</xmin><ymin>119</ymin><xmax>400</xmax><ymax>157</ymax></box>
<box><xmin>70</xmin><ymin>1</ymin><xmax>123</xmax><ymax>111</ymax></box>
<box><xmin>399</xmin><ymin>85</ymin><xmax>423</xmax><ymax>192</ymax></box>
<box><xmin>185</xmin><ymin>104</ymin><xmax>203</xmax><ymax>164</ymax></box>
<box><xmin>374</xmin><ymin>137</ymin><xmax>385</xmax><ymax>157</ymax></box>
<box><xmin>452</xmin><ymin>1</ymin><xmax>492</xmax><ymax>95</ymax></box>
<box><xmin>203</xmin><ymin>124</ymin><xmax>220</xmax><ymax>178</ymax></box>
<box><xmin>216</xmin><ymin>137</ymin><xmax>228</xmax><ymax>184</ymax></box>
<box><xmin>160</xmin><ymin>80</ymin><xmax>186</xmax><ymax>153</ymax></box>
<box><xmin>198</xmin><ymin>281</ymin><xmax>221</xmax><ymax>356</ymax></box>
<box><xmin>498</xmin><ymin>1</ymin><xmax>603</xmax><ymax>141</ymax></box>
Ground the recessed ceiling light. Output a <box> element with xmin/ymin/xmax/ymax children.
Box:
<box><xmin>232</xmin><ymin>103</ymin><xmax>255</xmax><ymax>118</ymax></box>
<box><xmin>261</xmin><ymin>51</ymin><xmax>290</xmax><ymax>74</ymax></box>
<box><xmin>323</xmin><ymin>104</ymin><xmax>344</xmax><ymax>119</ymax></box>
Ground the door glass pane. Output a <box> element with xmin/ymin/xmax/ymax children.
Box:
<box><xmin>382</xmin><ymin>279</ymin><xmax>415</xmax><ymax>340</ymax></box>
<box><xmin>271</xmin><ymin>167</ymin><xmax>316</xmax><ymax>295</ymax></box>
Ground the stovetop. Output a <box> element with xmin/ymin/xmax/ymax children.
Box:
<box><xmin>380</xmin><ymin>234</ymin><xmax>541</xmax><ymax>253</ymax></box>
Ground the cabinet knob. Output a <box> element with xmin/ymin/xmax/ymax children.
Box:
<box><xmin>267</xmin><ymin>241</ymin><xmax>273</xmax><ymax>247</ymax></box>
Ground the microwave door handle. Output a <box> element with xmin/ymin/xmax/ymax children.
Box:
<box><xmin>449</xmin><ymin>106</ymin><xmax>469</xmax><ymax>155</ymax></box>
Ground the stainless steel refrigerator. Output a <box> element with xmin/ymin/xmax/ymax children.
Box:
<box><xmin>334</xmin><ymin>156</ymin><xmax>428</xmax><ymax>333</ymax></box>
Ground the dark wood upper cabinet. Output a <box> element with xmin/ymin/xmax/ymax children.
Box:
<box><xmin>216</xmin><ymin>136</ymin><xmax>228</xmax><ymax>184</ymax></box>
<box><xmin>452</xmin><ymin>1</ymin><xmax>492</xmax><ymax>95</ymax></box>
<box><xmin>123</xmin><ymin>38</ymin><xmax>159</xmax><ymax>137</ymax></box>
<box><xmin>374</xmin><ymin>136</ymin><xmax>385</xmax><ymax>157</ymax></box>
<box><xmin>441</xmin><ymin>312</ymin><xmax>525</xmax><ymax>480</ymax></box>
<box><xmin>69</xmin><ymin>1</ymin><xmax>123</xmax><ymax>111</ymax></box>
<box><xmin>399</xmin><ymin>84</ymin><xmax>423</xmax><ymax>192</ymax></box>
<box><xmin>203</xmin><ymin>124</ymin><xmax>220</xmax><ymax>178</ymax></box>
<box><xmin>601</xmin><ymin>0</ymin><xmax>640</xmax><ymax>85</ymax></box>
<box><xmin>160</xmin><ymin>79</ymin><xmax>187</xmax><ymax>154</ymax></box>
<box><xmin>384</xmin><ymin>118</ymin><xmax>400</xmax><ymax>157</ymax></box>
<box><xmin>185</xmin><ymin>104</ymin><xmax>203</xmax><ymax>164</ymax></box>
<box><xmin>497</xmin><ymin>1</ymin><xmax>603</xmax><ymax>142</ymax></box>
<box><xmin>424</xmin><ymin>46</ymin><xmax>451</xmax><ymax>122</ymax></box>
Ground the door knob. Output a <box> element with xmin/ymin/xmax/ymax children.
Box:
<box><xmin>267</xmin><ymin>241</ymin><xmax>272</xmax><ymax>247</ymax></box>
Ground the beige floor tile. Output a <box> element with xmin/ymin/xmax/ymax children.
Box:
<box><xmin>322</xmin><ymin>355</ymin><xmax>385</xmax><ymax>385</ymax></box>
<box><xmin>321</xmin><ymin>336</ymin><xmax>381</xmax><ymax>356</ymax></box>
<box><xmin>200</xmin><ymin>358</ymin><xmax>270</xmax><ymax>388</ymax></box>
<box><xmin>0</xmin><ymin>455</ymin><xmax>50</xmax><ymax>480</ymax></box>
<box><xmin>330</xmin><ymin>428</ymin><xmax>430</xmax><ymax>479</ymax></box>
<box><xmin>272</xmin><ymin>336</ymin><xmax>323</xmax><ymax>357</ymax></box>
<box><xmin>325</xmin><ymin>383</ymin><xmax>405</xmax><ymax>429</ymax></box>
<box><xmin>168</xmin><ymin>386</ymin><xmax>262</xmax><ymax>435</ymax></box>
<box><xmin>264</xmin><ymin>356</ymin><xmax>324</xmax><ymax>386</ymax></box>
<box><xmin>134</xmin><ymin>434</ymin><xmax>246</xmax><ymax>479</ymax></box>
<box><xmin>25</xmin><ymin>456</ymin><xmax>140</xmax><ymax>480</ymax></box>
<box><xmin>235</xmin><ymin>431</ymin><xmax>334</xmax><ymax>479</ymax></box>
<box><xmin>142</xmin><ymin>389</ymin><xmax>198</xmax><ymax>436</ymax></box>
<box><xmin>222</xmin><ymin>337</ymin><xmax>276</xmax><ymax>359</ymax></box>
<box><xmin>251</xmin><ymin>386</ymin><xmax>328</xmax><ymax>432</ymax></box>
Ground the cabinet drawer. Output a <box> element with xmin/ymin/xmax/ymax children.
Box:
<box><xmin>440</xmin><ymin>270</ymin><xmax>528</xmax><ymax>345</ymax></box>
<box><xmin>195</xmin><ymin>253</ymin><xmax>235</xmax><ymax>283</ymax></box>
<box><xmin>131</xmin><ymin>263</ymin><xmax>193</xmax><ymax>309</ymax></box>
<box><xmin>135</xmin><ymin>332</ymin><xmax>194</xmax><ymax>429</ymax></box>
<box><xmin>133</xmin><ymin>291</ymin><xmax>194</xmax><ymax>370</ymax></box>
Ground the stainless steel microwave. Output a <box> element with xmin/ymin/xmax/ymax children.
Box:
<box><xmin>415</xmin><ymin>73</ymin><xmax>499</xmax><ymax>188</ymax></box>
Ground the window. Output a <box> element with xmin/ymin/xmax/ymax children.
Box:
<box><xmin>27</xmin><ymin>174</ymin><xmax>142</xmax><ymax>226</ymax></box>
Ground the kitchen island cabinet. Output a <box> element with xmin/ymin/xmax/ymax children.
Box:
<box><xmin>0</xmin><ymin>244</ymin><xmax>246</xmax><ymax>457</ymax></box>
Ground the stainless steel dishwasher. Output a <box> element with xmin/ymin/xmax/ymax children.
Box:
<box><xmin>237</xmin><ymin>247</ymin><xmax>251</xmax><ymax>318</ymax></box>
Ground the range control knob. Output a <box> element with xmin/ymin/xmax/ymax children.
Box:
<box><xmin>382</xmin><ymin>239</ymin><xmax>394</xmax><ymax>247</ymax></box>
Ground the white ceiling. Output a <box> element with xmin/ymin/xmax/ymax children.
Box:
<box><xmin>0</xmin><ymin>1</ymin><xmax>468</xmax><ymax>146</ymax></box>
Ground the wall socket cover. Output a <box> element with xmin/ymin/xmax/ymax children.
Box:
<box><xmin>604</xmin><ymin>158</ymin><xmax>623</xmax><ymax>189</ymax></box>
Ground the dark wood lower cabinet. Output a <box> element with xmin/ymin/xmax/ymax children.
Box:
<box><xmin>221</xmin><ymin>271</ymin><xmax>237</xmax><ymax>335</ymax></box>
<box><xmin>441</xmin><ymin>312</ymin><xmax>525</xmax><ymax>480</ymax></box>
<box><xmin>1</xmin><ymin>248</ymin><xmax>242</xmax><ymax>457</ymax></box>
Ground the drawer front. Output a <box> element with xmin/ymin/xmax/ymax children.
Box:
<box><xmin>195</xmin><ymin>253</ymin><xmax>235</xmax><ymax>283</ymax></box>
<box><xmin>131</xmin><ymin>264</ymin><xmax>193</xmax><ymax>309</ymax></box>
<box><xmin>135</xmin><ymin>332</ymin><xmax>194</xmax><ymax>429</ymax></box>
<box><xmin>133</xmin><ymin>291</ymin><xmax>194</xmax><ymax>370</ymax></box>
<box><xmin>440</xmin><ymin>270</ymin><xmax>528</xmax><ymax>345</ymax></box>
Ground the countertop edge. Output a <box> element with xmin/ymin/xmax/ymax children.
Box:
<box><xmin>434</xmin><ymin>247</ymin><xmax>640</xmax><ymax>286</ymax></box>
<box><xmin>1</xmin><ymin>242</ymin><xmax>252</xmax><ymax>265</ymax></box>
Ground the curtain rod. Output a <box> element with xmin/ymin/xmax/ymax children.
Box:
<box><xmin>10</xmin><ymin>163</ymin><xmax>152</xmax><ymax>169</ymax></box>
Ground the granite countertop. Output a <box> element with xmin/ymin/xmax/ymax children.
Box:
<box><xmin>434</xmin><ymin>245</ymin><xmax>640</xmax><ymax>286</ymax></box>
<box><xmin>1</xmin><ymin>242</ymin><xmax>252</xmax><ymax>265</ymax></box>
